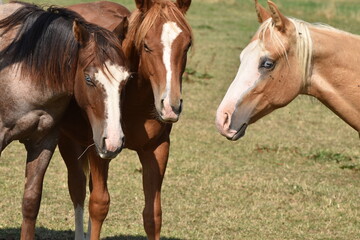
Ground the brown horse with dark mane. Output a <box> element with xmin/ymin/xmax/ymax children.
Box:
<box><xmin>61</xmin><ymin>0</ymin><xmax>192</xmax><ymax>239</ymax></box>
<box><xmin>0</xmin><ymin>2</ymin><xmax>129</xmax><ymax>239</ymax></box>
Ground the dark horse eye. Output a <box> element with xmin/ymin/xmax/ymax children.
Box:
<box><xmin>129</xmin><ymin>72</ymin><xmax>136</xmax><ymax>80</ymax></box>
<box><xmin>144</xmin><ymin>43</ymin><xmax>152</xmax><ymax>52</ymax></box>
<box><xmin>85</xmin><ymin>74</ymin><xmax>95</xmax><ymax>86</ymax></box>
<box><xmin>260</xmin><ymin>58</ymin><xmax>275</xmax><ymax>70</ymax></box>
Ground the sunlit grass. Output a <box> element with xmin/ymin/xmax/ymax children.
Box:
<box><xmin>0</xmin><ymin>0</ymin><xmax>360</xmax><ymax>239</ymax></box>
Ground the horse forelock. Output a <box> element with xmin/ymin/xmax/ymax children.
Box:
<box><xmin>81</xmin><ymin>27</ymin><xmax>127</xmax><ymax>81</ymax></box>
<box><xmin>124</xmin><ymin>0</ymin><xmax>192</xmax><ymax>52</ymax></box>
<box><xmin>257</xmin><ymin>18</ymin><xmax>313</xmax><ymax>88</ymax></box>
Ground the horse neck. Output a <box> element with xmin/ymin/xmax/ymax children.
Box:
<box><xmin>122</xmin><ymin>38</ymin><xmax>154</xmax><ymax>109</ymax></box>
<box><xmin>123</xmin><ymin>39</ymin><xmax>140</xmax><ymax>73</ymax></box>
<box><xmin>307</xmin><ymin>26</ymin><xmax>360</xmax><ymax>131</ymax></box>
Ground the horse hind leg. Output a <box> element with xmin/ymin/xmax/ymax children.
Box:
<box><xmin>21</xmin><ymin>131</ymin><xmax>58</xmax><ymax>240</ymax></box>
<box><xmin>58</xmin><ymin>134</ymin><xmax>87</xmax><ymax>240</ymax></box>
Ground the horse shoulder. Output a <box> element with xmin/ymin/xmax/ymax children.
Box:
<box><xmin>0</xmin><ymin>67</ymin><xmax>71</xmax><ymax>150</ymax></box>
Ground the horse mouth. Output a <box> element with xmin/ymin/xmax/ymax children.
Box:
<box><xmin>227</xmin><ymin>123</ymin><xmax>248</xmax><ymax>141</ymax></box>
<box><xmin>159</xmin><ymin>115</ymin><xmax>179</xmax><ymax>123</ymax></box>
<box><xmin>95</xmin><ymin>141</ymin><xmax>125</xmax><ymax>159</ymax></box>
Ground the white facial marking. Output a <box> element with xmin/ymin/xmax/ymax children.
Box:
<box><xmin>217</xmin><ymin>40</ymin><xmax>266</xmax><ymax>129</ymax></box>
<box><xmin>161</xmin><ymin>21</ymin><xmax>182</xmax><ymax>98</ymax></box>
<box><xmin>74</xmin><ymin>205</ymin><xmax>84</xmax><ymax>240</ymax></box>
<box><xmin>95</xmin><ymin>61</ymin><xmax>129</xmax><ymax>151</ymax></box>
<box><xmin>220</xmin><ymin>40</ymin><xmax>264</xmax><ymax>109</ymax></box>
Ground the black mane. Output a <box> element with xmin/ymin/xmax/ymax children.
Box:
<box><xmin>0</xmin><ymin>2</ymin><xmax>125</xmax><ymax>90</ymax></box>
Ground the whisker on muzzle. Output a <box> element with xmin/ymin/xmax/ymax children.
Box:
<box><xmin>77</xmin><ymin>143</ymin><xmax>95</xmax><ymax>160</ymax></box>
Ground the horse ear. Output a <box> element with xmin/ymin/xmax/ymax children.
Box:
<box><xmin>267</xmin><ymin>0</ymin><xmax>290</xmax><ymax>32</ymax></box>
<box><xmin>176</xmin><ymin>0</ymin><xmax>191</xmax><ymax>14</ymax></box>
<box><xmin>135</xmin><ymin>0</ymin><xmax>153</xmax><ymax>12</ymax></box>
<box><xmin>113</xmin><ymin>17</ymin><xmax>129</xmax><ymax>44</ymax></box>
<box><xmin>73</xmin><ymin>20</ymin><xmax>90</xmax><ymax>46</ymax></box>
<box><xmin>255</xmin><ymin>0</ymin><xmax>270</xmax><ymax>23</ymax></box>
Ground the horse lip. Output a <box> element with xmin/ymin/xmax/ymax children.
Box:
<box><xmin>95</xmin><ymin>141</ymin><xmax>125</xmax><ymax>159</ymax></box>
<box><xmin>98</xmin><ymin>147</ymin><xmax>123</xmax><ymax>159</ymax></box>
<box><xmin>227</xmin><ymin>123</ymin><xmax>248</xmax><ymax>141</ymax></box>
<box><xmin>158</xmin><ymin>112</ymin><xmax>179</xmax><ymax>123</ymax></box>
<box><xmin>159</xmin><ymin>116</ymin><xmax>179</xmax><ymax>123</ymax></box>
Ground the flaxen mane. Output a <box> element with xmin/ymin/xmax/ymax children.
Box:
<box><xmin>257</xmin><ymin>18</ymin><xmax>313</xmax><ymax>87</ymax></box>
<box><xmin>0</xmin><ymin>2</ymin><xmax>124</xmax><ymax>90</ymax></box>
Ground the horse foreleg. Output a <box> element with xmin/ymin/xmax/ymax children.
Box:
<box><xmin>58</xmin><ymin>134</ymin><xmax>87</xmax><ymax>240</ymax></box>
<box><xmin>88</xmin><ymin>148</ymin><xmax>110</xmax><ymax>240</ymax></box>
<box><xmin>137</xmin><ymin>138</ymin><xmax>169</xmax><ymax>240</ymax></box>
<box><xmin>21</xmin><ymin>133</ymin><xmax>57</xmax><ymax>240</ymax></box>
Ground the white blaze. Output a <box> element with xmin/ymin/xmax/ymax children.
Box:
<box><xmin>216</xmin><ymin>39</ymin><xmax>266</xmax><ymax>130</ymax></box>
<box><xmin>218</xmin><ymin>40</ymin><xmax>264</xmax><ymax>113</ymax></box>
<box><xmin>95</xmin><ymin>61</ymin><xmax>129</xmax><ymax>151</ymax></box>
<box><xmin>161</xmin><ymin>21</ymin><xmax>182</xmax><ymax>98</ymax></box>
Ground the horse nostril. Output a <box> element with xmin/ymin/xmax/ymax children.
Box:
<box><xmin>102</xmin><ymin>137</ymin><xmax>107</xmax><ymax>150</ymax></box>
<box><xmin>160</xmin><ymin>99</ymin><xmax>164</xmax><ymax>108</ymax></box>
<box><xmin>223</xmin><ymin>112</ymin><xmax>230</xmax><ymax>129</ymax></box>
<box><xmin>178</xmin><ymin>99</ymin><xmax>183</xmax><ymax>114</ymax></box>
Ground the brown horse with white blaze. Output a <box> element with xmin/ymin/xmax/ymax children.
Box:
<box><xmin>61</xmin><ymin>0</ymin><xmax>192</xmax><ymax>239</ymax></box>
<box><xmin>0</xmin><ymin>2</ymin><xmax>129</xmax><ymax>239</ymax></box>
<box><xmin>216</xmin><ymin>0</ymin><xmax>360</xmax><ymax>140</ymax></box>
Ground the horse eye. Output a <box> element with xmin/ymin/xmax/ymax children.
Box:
<box><xmin>185</xmin><ymin>42</ymin><xmax>192</xmax><ymax>51</ymax></box>
<box><xmin>129</xmin><ymin>72</ymin><xmax>136</xmax><ymax>80</ymax></box>
<box><xmin>85</xmin><ymin>74</ymin><xmax>95</xmax><ymax>86</ymax></box>
<box><xmin>260</xmin><ymin>58</ymin><xmax>275</xmax><ymax>70</ymax></box>
<box><xmin>144</xmin><ymin>43</ymin><xmax>151</xmax><ymax>52</ymax></box>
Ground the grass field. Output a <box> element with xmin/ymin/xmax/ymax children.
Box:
<box><xmin>1</xmin><ymin>0</ymin><xmax>360</xmax><ymax>239</ymax></box>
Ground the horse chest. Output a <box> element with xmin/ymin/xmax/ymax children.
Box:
<box><xmin>123</xmin><ymin>114</ymin><xmax>170</xmax><ymax>150</ymax></box>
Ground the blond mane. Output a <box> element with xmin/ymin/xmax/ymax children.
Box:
<box><xmin>257</xmin><ymin>18</ymin><xmax>313</xmax><ymax>87</ymax></box>
<box><xmin>124</xmin><ymin>0</ymin><xmax>193</xmax><ymax>53</ymax></box>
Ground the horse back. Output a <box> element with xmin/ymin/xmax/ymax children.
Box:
<box><xmin>0</xmin><ymin>3</ymin><xmax>23</xmax><ymax>49</ymax></box>
<box><xmin>68</xmin><ymin>1</ymin><xmax>131</xmax><ymax>32</ymax></box>
<box><xmin>0</xmin><ymin>3</ymin><xmax>22</xmax><ymax>19</ymax></box>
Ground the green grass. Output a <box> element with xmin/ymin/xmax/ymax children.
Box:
<box><xmin>1</xmin><ymin>0</ymin><xmax>360</xmax><ymax>239</ymax></box>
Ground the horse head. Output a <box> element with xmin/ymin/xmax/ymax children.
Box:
<box><xmin>124</xmin><ymin>0</ymin><xmax>192</xmax><ymax>123</ymax></box>
<box><xmin>73</xmin><ymin>20</ymin><xmax>130</xmax><ymax>159</ymax></box>
<box><xmin>216</xmin><ymin>0</ymin><xmax>310</xmax><ymax>140</ymax></box>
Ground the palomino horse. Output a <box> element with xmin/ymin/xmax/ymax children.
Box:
<box><xmin>216</xmin><ymin>0</ymin><xmax>360</xmax><ymax>140</ymax></box>
<box><xmin>0</xmin><ymin>2</ymin><xmax>129</xmax><ymax>239</ymax></box>
<box><xmin>60</xmin><ymin>0</ymin><xmax>192</xmax><ymax>239</ymax></box>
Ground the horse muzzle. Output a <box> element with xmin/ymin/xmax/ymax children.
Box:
<box><xmin>215</xmin><ymin>110</ymin><xmax>248</xmax><ymax>141</ymax></box>
<box><xmin>159</xmin><ymin>98</ymin><xmax>183</xmax><ymax>123</ymax></box>
<box><xmin>228</xmin><ymin>123</ymin><xmax>248</xmax><ymax>141</ymax></box>
<box><xmin>95</xmin><ymin>136</ymin><xmax>125</xmax><ymax>159</ymax></box>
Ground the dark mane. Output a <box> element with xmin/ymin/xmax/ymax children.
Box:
<box><xmin>0</xmin><ymin>2</ymin><xmax>125</xmax><ymax>90</ymax></box>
